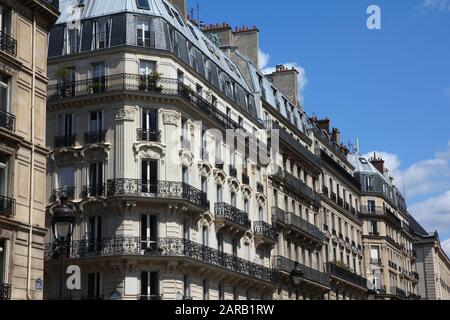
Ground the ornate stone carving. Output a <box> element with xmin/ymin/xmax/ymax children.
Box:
<box><xmin>227</xmin><ymin>178</ymin><xmax>240</xmax><ymax>192</ymax></box>
<box><xmin>162</xmin><ymin>110</ymin><xmax>181</xmax><ymax>126</ymax></box>
<box><xmin>241</xmin><ymin>185</ymin><xmax>253</xmax><ymax>200</ymax></box>
<box><xmin>133</xmin><ymin>142</ymin><xmax>166</xmax><ymax>161</ymax></box>
<box><xmin>0</xmin><ymin>62</ymin><xmax>14</xmax><ymax>76</ymax></box>
<box><xmin>179</xmin><ymin>149</ymin><xmax>194</xmax><ymax>167</ymax></box>
<box><xmin>52</xmin><ymin>149</ymin><xmax>78</xmax><ymax>166</ymax></box>
<box><xmin>0</xmin><ymin>228</ymin><xmax>12</xmax><ymax>239</ymax></box>
<box><xmin>115</xmin><ymin>108</ymin><xmax>136</xmax><ymax>121</ymax></box>
<box><xmin>198</xmin><ymin>162</ymin><xmax>212</xmax><ymax>177</ymax></box>
<box><xmin>82</xmin><ymin>146</ymin><xmax>109</xmax><ymax>163</ymax></box>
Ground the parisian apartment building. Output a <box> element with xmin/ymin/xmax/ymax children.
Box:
<box><xmin>0</xmin><ymin>0</ymin><xmax>59</xmax><ymax>300</ymax></box>
<box><xmin>0</xmin><ymin>0</ymin><xmax>444</xmax><ymax>301</ymax></box>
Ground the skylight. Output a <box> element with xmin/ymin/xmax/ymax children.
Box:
<box><xmin>136</xmin><ymin>0</ymin><xmax>150</xmax><ymax>10</ymax></box>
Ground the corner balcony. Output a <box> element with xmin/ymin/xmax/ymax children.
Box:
<box><xmin>85</xmin><ymin>130</ymin><xmax>107</xmax><ymax>144</ymax></box>
<box><xmin>44</xmin><ymin>237</ymin><xmax>274</xmax><ymax>284</ymax></box>
<box><xmin>0</xmin><ymin>30</ymin><xmax>16</xmax><ymax>56</ymax></box>
<box><xmin>273</xmin><ymin>256</ymin><xmax>330</xmax><ymax>290</ymax></box>
<box><xmin>0</xmin><ymin>110</ymin><xmax>15</xmax><ymax>132</ymax></box>
<box><xmin>326</xmin><ymin>262</ymin><xmax>368</xmax><ymax>291</ymax></box>
<box><xmin>137</xmin><ymin>129</ymin><xmax>161</xmax><ymax>142</ymax></box>
<box><xmin>54</xmin><ymin>134</ymin><xmax>76</xmax><ymax>148</ymax></box>
<box><xmin>0</xmin><ymin>283</ymin><xmax>11</xmax><ymax>300</ymax></box>
<box><xmin>53</xmin><ymin>187</ymin><xmax>76</xmax><ymax>200</ymax></box>
<box><xmin>214</xmin><ymin>202</ymin><xmax>251</xmax><ymax>234</ymax></box>
<box><xmin>0</xmin><ymin>195</ymin><xmax>15</xmax><ymax>218</ymax></box>
<box><xmin>106</xmin><ymin>179</ymin><xmax>209</xmax><ymax>212</ymax></box>
<box><xmin>253</xmin><ymin>221</ymin><xmax>278</xmax><ymax>247</ymax></box>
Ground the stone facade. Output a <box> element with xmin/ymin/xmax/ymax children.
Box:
<box><xmin>0</xmin><ymin>0</ymin><xmax>59</xmax><ymax>300</ymax></box>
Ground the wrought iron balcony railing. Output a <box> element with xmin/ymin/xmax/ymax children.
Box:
<box><xmin>320</xmin><ymin>150</ymin><xmax>361</xmax><ymax>188</ymax></box>
<box><xmin>359</xmin><ymin>205</ymin><xmax>402</xmax><ymax>227</ymax></box>
<box><xmin>85</xmin><ymin>130</ymin><xmax>107</xmax><ymax>144</ymax></box>
<box><xmin>273</xmin><ymin>256</ymin><xmax>330</xmax><ymax>288</ymax></box>
<box><xmin>53</xmin><ymin>187</ymin><xmax>76</xmax><ymax>200</ymax></box>
<box><xmin>54</xmin><ymin>134</ymin><xmax>76</xmax><ymax>148</ymax></box>
<box><xmin>326</xmin><ymin>262</ymin><xmax>368</xmax><ymax>289</ymax></box>
<box><xmin>253</xmin><ymin>221</ymin><xmax>278</xmax><ymax>242</ymax></box>
<box><xmin>0</xmin><ymin>30</ymin><xmax>16</xmax><ymax>56</ymax></box>
<box><xmin>288</xmin><ymin>212</ymin><xmax>325</xmax><ymax>242</ymax></box>
<box><xmin>137</xmin><ymin>129</ymin><xmax>161</xmax><ymax>142</ymax></box>
<box><xmin>390</xmin><ymin>286</ymin><xmax>407</xmax><ymax>299</ymax></box>
<box><xmin>0</xmin><ymin>109</ymin><xmax>15</xmax><ymax>132</ymax></box>
<box><xmin>215</xmin><ymin>202</ymin><xmax>251</xmax><ymax>230</ymax></box>
<box><xmin>82</xmin><ymin>184</ymin><xmax>107</xmax><ymax>198</ymax></box>
<box><xmin>107</xmin><ymin>179</ymin><xmax>209</xmax><ymax>211</ymax></box>
<box><xmin>272</xmin><ymin>207</ymin><xmax>288</xmax><ymax>225</ymax></box>
<box><xmin>0</xmin><ymin>195</ymin><xmax>15</xmax><ymax>218</ymax></box>
<box><xmin>229</xmin><ymin>165</ymin><xmax>237</xmax><ymax>178</ymax></box>
<box><xmin>44</xmin><ymin>237</ymin><xmax>274</xmax><ymax>283</ymax></box>
<box><xmin>0</xmin><ymin>283</ymin><xmax>11</xmax><ymax>300</ymax></box>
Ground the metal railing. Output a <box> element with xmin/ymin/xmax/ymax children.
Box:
<box><xmin>0</xmin><ymin>195</ymin><xmax>15</xmax><ymax>218</ymax></box>
<box><xmin>320</xmin><ymin>150</ymin><xmax>361</xmax><ymax>188</ymax></box>
<box><xmin>215</xmin><ymin>202</ymin><xmax>251</xmax><ymax>230</ymax></box>
<box><xmin>82</xmin><ymin>184</ymin><xmax>107</xmax><ymax>198</ymax></box>
<box><xmin>359</xmin><ymin>205</ymin><xmax>402</xmax><ymax>226</ymax></box>
<box><xmin>0</xmin><ymin>30</ymin><xmax>16</xmax><ymax>56</ymax></box>
<box><xmin>272</xmin><ymin>207</ymin><xmax>288</xmax><ymax>225</ymax></box>
<box><xmin>0</xmin><ymin>283</ymin><xmax>11</xmax><ymax>300</ymax></box>
<box><xmin>85</xmin><ymin>130</ymin><xmax>107</xmax><ymax>144</ymax></box>
<box><xmin>326</xmin><ymin>262</ymin><xmax>367</xmax><ymax>289</ymax></box>
<box><xmin>44</xmin><ymin>237</ymin><xmax>274</xmax><ymax>283</ymax></box>
<box><xmin>288</xmin><ymin>212</ymin><xmax>325</xmax><ymax>242</ymax></box>
<box><xmin>253</xmin><ymin>221</ymin><xmax>278</xmax><ymax>241</ymax></box>
<box><xmin>273</xmin><ymin>256</ymin><xmax>330</xmax><ymax>288</ymax></box>
<box><xmin>107</xmin><ymin>179</ymin><xmax>209</xmax><ymax>210</ymax></box>
<box><xmin>0</xmin><ymin>109</ymin><xmax>15</xmax><ymax>132</ymax></box>
<box><xmin>54</xmin><ymin>134</ymin><xmax>76</xmax><ymax>148</ymax></box>
<box><xmin>53</xmin><ymin>187</ymin><xmax>76</xmax><ymax>200</ymax></box>
<box><xmin>390</xmin><ymin>286</ymin><xmax>407</xmax><ymax>299</ymax></box>
<box><xmin>136</xmin><ymin>129</ymin><xmax>161</xmax><ymax>142</ymax></box>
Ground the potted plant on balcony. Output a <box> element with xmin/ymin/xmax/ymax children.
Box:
<box><xmin>139</xmin><ymin>71</ymin><xmax>163</xmax><ymax>92</ymax></box>
<box><xmin>55</xmin><ymin>68</ymin><xmax>73</xmax><ymax>97</ymax></box>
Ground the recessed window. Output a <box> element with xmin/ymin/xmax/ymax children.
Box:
<box><xmin>188</xmin><ymin>25</ymin><xmax>198</xmax><ymax>40</ymax></box>
<box><xmin>136</xmin><ymin>0</ymin><xmax>150</xmax><ymax>10</ymax></box>
<box><xmin>359</xmin><ymin>158</ymin><xmax>368</xmax><ymax>164</ymax></box>
<box><xmin>172</xmin><ymin>9</ymin><xmax>184</xmax><ymax>26</ymax></box>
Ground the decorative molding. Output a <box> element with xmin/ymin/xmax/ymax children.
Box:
<box><xmin>241</xmin><ymin>185</ymin><xmax>253</xmax><ymax>199</ymax></box>
<box><xmin>133</xmin><ymin>142</ymin><xmax>166</xmax><ymax>161</ymax></box>
<box><xmin>179</xmin><ymin>149</ymin><xmax>194</xmax><ymax>167</ymax></box>
<box><xmin>227</xmin><ymin>177</ymin><xmax>240</xmax><ymax>192</ymax></box>
<box><xmin>0</xmin><ymin>228</ymin><xmax>12</xmax><ymax>240</ymax></box>
<box><xmin>115</xmin><ymin>108</ymin><xmax>136</xmax><ymax>121</ymax></box>
<box><xmin>162</xmin><ymin>110</ymin><xmax>181</xmax><ymax>126</ymax></box>
<box><xmin>0</xmin><ymin>61</ymin><xmax>15</xmax><ymax>76</ymax></box>
<box><xmin>198</xmin><ymin>161</ymin><xmax>212</xmax><ymax>177</ymax></box>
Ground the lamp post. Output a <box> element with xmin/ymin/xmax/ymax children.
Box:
<box><xmin>290</xmin><ymin>262</ymin><xmax>304</xmax><ymax>287</ymax></box>
<box><xmin>51</xmin><ymin>197</ymin><xmax>75</xmax><ymax>300</ymax></box>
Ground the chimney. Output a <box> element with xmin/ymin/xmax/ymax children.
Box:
<box><xmin>201</xmin><ymin>23</ymin><xmax>233</xmax><ymax>47</ymax></box>
<box><xmin>169</xmin><ymin>0</ymin><xmax>187</xmax><ymax>20</ymax></box>
<box><xmin>316</xmin><ymin>118</ymin><xmax>330</xmax><ymax>132</ymax></box>
<box><xmin>266</xmin><ymin>65</ymin><xmax>299</xmax><ymax>106</ymax></box>
<box><xmin>331</xmin><ymin>128</ymin><xmax>341</xmax><ymax>145</ymax></box>
<box><xmin>233</xmin><ymin>25</ymin><xmax>260</xmax><ymax>67</ymax></box>
<box><xmin>370</xmin><ymin>153</ymin><xmax>385</xmax><ymax>174</ymax></box>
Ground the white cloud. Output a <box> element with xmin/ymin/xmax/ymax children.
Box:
<box><xmin>258</xmin><ymin>49</ymin><xmax>270</xmax><ymax>70</ymax></box>
<box><xmin>409</xmin><ymin>191</ymin><xmax>450</xmax><ymax>234</ymax></box>
<box><xmin>364</xmin><ymin>142</ymin><xmax>450</xmax><ymax>198</ymax></box>
<box><xmin>442</xmin><ymin>238</ymin><xmax>450</xmax><ymax>257</ymax></box>
<box><xmin>419</xmin><ymin>0</ymin><xmax>450</xmax><ymax>13</ymax></box>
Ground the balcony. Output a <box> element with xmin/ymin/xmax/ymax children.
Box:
<box><xmin>254</xmin><ymin>221</ymin><xmax>278</xmax><ymax>244</ymax></box>
<box><xmin>0</xmin><ymin>195</ymin><xmax>15</xmax><ymax>218</ymax></box>
<box><xmin>0</xmin><ymin>110</ymin><xmax>15</xmax><ymax>132</ymax></box>
<box><xmin>326</xmin><ymin>262</ymin><xmax>368</xmax><ymax>290</ymax></box>
<box><xmin>0</xmin><ymin>283</ymin><xmax>11</xmax><ymax>300</ymax></box>
<box><xmin>390</xmin><ymin>286</ymin><xmax>407</xmax><ymax>299</ymax></box>
<box><xmin>215</xmin><ymin>202</ymin><xmax>251</xmax><ymax>232</ymax></box>
<box><xmin>319</xmin><ymin>150</ymin><xmax>361</xmax><ymax>188</ymax></box>
<box><xmin>54</xmin><ymin>134</ymin><xmax>76</xmax><ymax>148</ymax></box>
<box><xmin>359</xmin><ymin>205</ymin><xmax>402</xmax><ymax>227</ymax></box>
<box><xmin>85</xmin><ymin>130</ymin><xmax>107</xmax><ymax>144</ymax></box>
<box><xmin>82</xmin><ymin>184</ymin><xmax>106</xmax><ymax>198</ymax></box>
<box><xmin>48</xmin><ymin>75</ymin><xmax>243</xmax><ymax>133</ymax></box>
<box><xmin>108</xmin><ymin>179</ymin><xmax>209</xmax><ymax>211</ymax></box>
<box><xmin>370</xmin><ymin>258</ymin><xmax>381</xmax><ymax>265</ymax></box>
<box><xmin>139</xmin><ymin>295</ymin><xmax>163</xmax><ymax>301</ymax></box>
<box><xmin>53</xmin><ymin>187</ymin><xmax>76</xmax><ymax>200</ymax></box>
<box><xmin>273</xmin><ymin>256</ymin><xmax>330</xmax><ymax>288</ymax></box>
<box><xmin>288</xmin><ymin>213</ymin><xmax>325</xmax><ymax>242</ymax></box>
<box><xmin>412</xmin><ymin>271</ymin><xmax>419</xmax><ymax>280</ymax></box>
<box><xmin>272</xmin><ymin>207</ymin><xmax>288</xmax><ymax>225</ymax></box>
<box><xmin>229</xmin><ymin>165</ymin><xmax>237</xmax><ymax>178</ymax></box>
<box><xmin>137</xmin><ymin>129</ymin><xmax>161</xmax><ymax>142</ymax></box>
<box><xmin>0</xmin><ymin>30</ymin><xmax>16</xmax><ymax>56</ymax></box>
<box><xmin>44</xmin><ymin>237</ymin><xmax>274</xmax><ymax>284</ymax></box>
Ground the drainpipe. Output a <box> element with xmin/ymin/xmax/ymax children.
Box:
<box><xmin>26</xmin><ymin>15</ymin><xmax>37</xmax><ymax>300</ymax></box>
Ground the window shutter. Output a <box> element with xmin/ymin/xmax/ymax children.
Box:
<box><xmin>80</xmin><ymin>20</ymin><xmax>93</xmax><ymax>52</ymax></box>
<box><xmin>48</xmin><ymin>25</ymin><xmax>65</xmax><ymax>57</ymax></box>
<box><xmin>110</xmin><ymin>14</ymin><xmax>127</xmax><ymax>46</ymax></box>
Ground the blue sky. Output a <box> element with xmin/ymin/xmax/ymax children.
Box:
<box><xmin>190</xmin><ymin>0</ymin><xmax>450</xmax><ymax>252</ymax></box>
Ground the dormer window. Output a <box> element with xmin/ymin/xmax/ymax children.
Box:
<box><xmin>137</xmin><ymin>20</ymin><xmax>151</xmax><ymax>47</ymax></box>
<box><xmin>136</xmin><ymin>0</ymin><xmax>150</xmax><ymax>10</ymax></box>
<box><xmin>205</xmin><ymin>59</ymin><xmax>212</xmax><ymax>81</ymax></box>
<box><xmin>188</xmin><ymin>25</ymin><xmax>198</xmax><ymax>40</ymax></box>
<box><xmin>359</xmin><ymin>158</ymin><xmax>368</xmax><ymax>164</ymax></box>
<box><xmin>94</xmin><ymin>19</ymin><xmax>111</xmax><ymax>49</ymax></box>
<box><xmin>64</xmin><ymin>27</ymin><xmax>80</xmax><ymax>55</ymax></box>
<box><xmin>189</xmin><ymin>45</ymin><xmax>198</xmax><ymax>71</ymax></box>
<box><xmin>172</xmin><ymin>9</ymin><xmax>184</xmax><ymax>26</ymax></box>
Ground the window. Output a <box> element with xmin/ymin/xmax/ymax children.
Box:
<box><xmin>58</xmin><ymin>114</ymin><xmax>74</xmax><ymax>138</ymax></box>
<box><xmin>0</xmin><ymin>155</ymin><xmax>9</xmax><ymax>196</ymax></box>
<box><xmin>201</xmin><ymin>177</ymin><xmax>208</xmax><ymax>197</ymax></box>
<box><xmin>94</xmin><ymin>19</ymin><xmax>110</xmax><ymax>49</ymax></box>
<box><xmin>86</xmin><ymin>216</ymin><xmax>102</xmax><ymax>245</ymax></box>
<box><xmin>141</xmin><ymin>160</ymin><xmax>158</xmax><ymax>193</ymax></box>
<box><xmin>244</xmin><ymin>199</ymin><xmax>249</xmax><ymax>214</ymax></box>
<box><xmin>217</xmin><ymin>233</ymin><xmax>223</xmax><ymax>252</ymax></box>
<box><xmin>0</xmin><ymin>5</ymin><xmax>11</xmax><ymax>35</ymax></box>
<box><xmin>183</xmin><ymin>275</ymin><xmax>191</xmax><ymax>299</ymax></box>
<box><xmin>231</xmin><ymin>192</ymin><xmax>237</xmax><ymax>207</ymax></box>
<box><xmin>87</xmin><ymin>273</ymin><xmax>102</xmax><ymax>299</ymax></box>
<box><xmin>233</xmin><ymin>287</ymin><xmax>239</xmax><ymax>300</ymax></box>
<box><xmin>202</xmin><ymin>226</ymin><xmax>208</xmax><ymax>246</ymax></box>
<box><xmin>205</xmin><ymin>59</ymin><xmax>212</xmax><ymax>82</ymax></box>
<box><xmin>172</xmin><ymin>9</ymin><xmax>184</xmax><ymax>26</ymax></box>
<box><xmin>89</xmin><ymin>111</ymin><xmax>103</xmax><ymax>133</ymax></box>
<box><xmin>368</xmin><ymin>200</ymin><xmax>376</xmax><ymax>213</ymax></box>
<box><xmin>366</xmin><ymin>176</ymin><xmax>374</xmax><ymax>192</ymax></box>
<box><xmin>64</xmin><ymin>27</ymin><xmax>80</xmax><ymax>54</ymax></box>
<box><xmin>136</xmin><ymin>0</ymin><xmax>150</xmax><ymax>9</ymax></box>
<box><xmin>258</xmin><ymin>206</ymin><xmax>264</xmax><ymax>221</ymax></box>
<box><xmin>216</xmin><ymin>184</ymin><xmax>223</xmax><ymax>203</ymax></box>
<box><xmin>88</xmin><ymin>162</ymin><xmax>104</xmax><ymax>196</ymax></box>
<box><xmin>0</xmin><ymin>240</ymin><xmax>5</xmax><ymax>284</ymax></box>
<box><xmin>140</xmin><ymin>271</ymin><xmax>159</xmax><ymax>299</ymax></box>
<box><xmin>202</xmin><ymin>280</ymin><xmax>209</xmax><ymax>300</ymax></box>
<box><xmin>183</xmin><ymin>220</ymin><xmax>189</xmax><ymax>240</ymax></box>
<box><xmin>92</xmin><ymin>62</ymin><xmax>106</xmax><ymax>93</ymax></box>
<box><xmin>182</xmin><ymin>166</ymin><xmax>189</xmax><ymax>184</ymax></box>
<box><xmin>370</xmin><ymin>246</ymin><xmax>380</xmax><ymax>262</ymax></box>
<box><xmin>142</xmin><ymin>109</ymin><xmax>158</xmax><ymax>133</ymax></box>
<box><xmin>370</xmin><ymin>221</ymin><xmax>378</xmax><ymax>235</ymax></box>
<box><xmin>232</xmin><ymin>239</ymin><xmax>238</xmax><ymax>257</ymax></box>
<box><xmin>0</xmin><ymin>75</ymin><xmax>10</xmax><ymax>113</ymax></box>
<box><xmin>137</xmin><ymin>20</ymin><xmax>151</xmax><ymax>47</ymax></box>
<box><xmin>189</xmin><ymin>46</ymin><xmax>198</xmax><ymax>71</ymax></box>
<box><xmin>141</xmin><ymin>215</ymin><xmax>157</xmax><ymax>250</ymax></box>
<box><xmin>218</xmin><ymin>284</ymin><xmax>225</xmax><ymax>300</ymax></box>
<box><xmin>139</xmin><ymin>60</ymin><xmax>156</xmax><ymax>78</ymax></box>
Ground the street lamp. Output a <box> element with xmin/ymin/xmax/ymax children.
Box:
<box><xmin>51</xmin><ymin>197</ymin><xmax>75</xmax><ymax>300</ymax></box>
<box><xmin>290</xmin><ymin>262</ymin><xmax>304</xmax><ymax>287</ymax></box>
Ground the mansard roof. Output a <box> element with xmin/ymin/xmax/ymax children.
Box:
<box><xmin>56</xmin><ymin>0</ymin><xmax>252</xmax><ymax>93</ymax></box>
